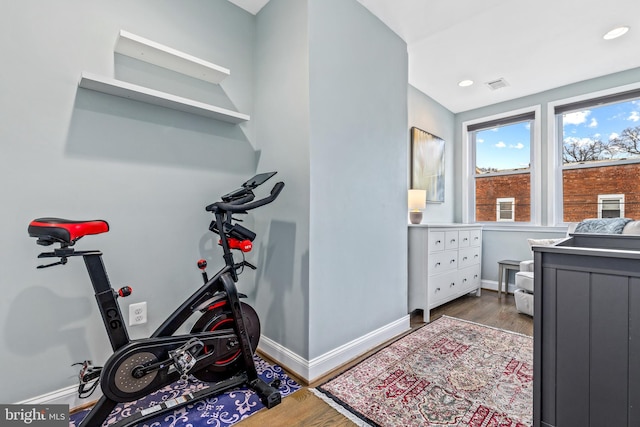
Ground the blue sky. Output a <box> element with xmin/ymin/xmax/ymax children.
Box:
<box><xmin>562</xmin><ymin>99</ymin><xmax>640</xmax><ymax>162</ymax></box>
<box><xmin>475</xmin><ymin>98</ymin><xmax>640</xmax><ymax>171</ymax></box>
<box><xmin>475</xmin><ymin>121</ymin><xmax>531</xmax><ymax>171</ymax></box>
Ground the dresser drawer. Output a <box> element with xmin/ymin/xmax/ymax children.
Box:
<box><xmin>445</xmin><ymin>230</ymin><xmax>459</xmax><ymax>250</ymax></box>
<box><xmin>459</xmin><ymin>246</ymin><xmax>481</xmax><ymax>268</ymax></box>
<box><xmin>428</xmin><ymin>250</ymin><xmax>458</xmax><ymax>275</ymax></box>
<box><xmin>428</xmin><ymin>231</ymin><xmax>445</xmax><ymax>253</ymax></box>
<box><xmin>459</xmin><ymin>265</ymin><xmax>481</xmax><ymax>293</ymax></box>
<box><xmin>458</xmin><ymin>230</ymin><xmax>471</xmax><ymax>248</ymax></box>
<box><xmin>429</xmin><ymin>270</ymin><xmax>458</xmax><ymax>307</ymax></box>
<box><xmin>470</xmin><ymin>229</ymin><xmax>482</xmax><ymax>247</ymax></box>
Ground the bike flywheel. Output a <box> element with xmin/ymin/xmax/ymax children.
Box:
<box><xmin>190</xmin><ymin>301</ymin><xmax>260</xmax><ymax>382</ymax></box>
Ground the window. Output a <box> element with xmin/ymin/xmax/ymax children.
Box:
<box><xmin>497</xmin><ymin>197</ymin><xmax>515</xmax><ymax>221</ymax></box>
<box><xmin>464</xmin><ymin>108</ymin><xmax>538</xmax><ymax>224</ymax></box>
<box><xmin>598</xmin><ymin>194</ymin><xmax>624</xmax><ymax>218</ymax></box>
<box><xmin>555</xmin><ymin>89</ymin><xmax>640</xmax><ymax>222</ymax></box>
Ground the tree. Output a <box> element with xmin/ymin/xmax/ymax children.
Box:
<box><xmin>563</xmin><ymin>137</ymin><xmax>609</xmax><ymax>163</ymax></box>
<box><xmin>609</xmin><ymin>126</ymin><xmax>640</xmax><ymax>155</ymax></box>
<box><xmin>563</xmin><ymin>125</ymin><xmax>640</xmax><ymax>163</ymax></box>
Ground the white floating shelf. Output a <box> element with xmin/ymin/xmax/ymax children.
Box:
<box><xmin>115</xmin><ymin>30</ymin><xmax>230</xmax><ymax>84</ymax></box>
<box><xmin>79</xmin><ymin>72</ymin><xmax>250</xmax><ymax>124</ymax></box>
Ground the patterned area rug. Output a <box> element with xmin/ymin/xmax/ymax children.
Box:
<box><xmin>70</xmin><ymin>356</ymin><xmax>300</xmax><ymax>427</ymax></box>
<box><xmin>318</xmin><ymin>316</ymin><xmax>532</xmax><ymax>427</ymax></box>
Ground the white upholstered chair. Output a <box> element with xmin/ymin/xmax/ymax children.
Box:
<box><xmin>514</xmin><ymin>260</ymin><xmax>535</xmax><ymax>316</ymax></box>
<box><xmin>514</xmin><ymin>240</ymin><xmax>561</xmax><ymax>317</ymax></box>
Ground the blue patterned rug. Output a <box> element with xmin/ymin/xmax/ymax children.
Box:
<box><xmin>70</xmin><ymin>356</ymin><xmax>300</xmax><ymax>427</ymax></box>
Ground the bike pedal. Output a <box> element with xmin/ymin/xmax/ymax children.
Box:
<box><xmin>82</xmin><ymin>367</ymin><xmax>102</xmax><ymax>383</ymax></box>
<box><xmin>169</xmin><ymin>338</ymin><xmax>204</xmax><ymax>375</ymax></box>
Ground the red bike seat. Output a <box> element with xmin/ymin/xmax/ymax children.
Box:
<box><xmin>28</xmin><ymin>218</ymin><xmax>109</xmax><ymax>245</ymax></box>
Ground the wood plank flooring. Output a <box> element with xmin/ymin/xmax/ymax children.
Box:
<box><xmin>237</xmin><ymin>290</ymin><xmax>533</xmax><ymax>426</ymax></box>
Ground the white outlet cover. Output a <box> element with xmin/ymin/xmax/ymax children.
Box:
<box><xmin>129</xmin><ymin>301</ymin><xmax>147</xmax><ymax>326</ymax></box>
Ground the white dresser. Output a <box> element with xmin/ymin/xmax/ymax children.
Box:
<box><xmin>408</xmin><ymin>224</ymin><xmax>483</xmax><ymax>321</ymax></box>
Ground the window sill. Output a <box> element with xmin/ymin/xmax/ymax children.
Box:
<box><xmin>477</xmin><ymin>223</ymin><xmax>568</xmax><ymax>233</ymax></box>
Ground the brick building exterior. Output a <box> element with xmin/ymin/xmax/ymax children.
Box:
<box><xmin>476</xmin><ymin>172</ymin><xmax>530</xmax><ymax>222</ymax></box>
<box><xmin>475</xmin><ymin>163</ymin><xmax>640</xmax><ymax>222</ymax></box>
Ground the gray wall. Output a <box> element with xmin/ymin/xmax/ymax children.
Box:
<box><xmin>253</xmin><ymin>0</ymin><xmax>311</xmax><ymax>358</ymax></box>
<box><xmin>408</xmin><ymin>85</ymin><xmax>455</xmax><ymax>222</ymax></box>
<box><xmin>1</xmin><ymin>0</ymin><xmax>257</xmax><ymax>403</ymax></box>
<box><xmin>306</xmin><ymin>0</ymin><xmax>409</xmax><ymax>359</ymax></box>
<box><xmin>455</xmin><ymin>67</ymin><xmax>640</xmax><ymax>284</ymax></box>
<box><xmin>253</xmin><ymin>0</ymin><xmax>410</xmax><ymax>361</ymax></box>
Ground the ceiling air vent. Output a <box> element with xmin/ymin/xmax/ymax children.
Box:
<box><xmin>485</xmin><ymin>78</ymin><xmax>509</xmax><ymax>90</ymax></box>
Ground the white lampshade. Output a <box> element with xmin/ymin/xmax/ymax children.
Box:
<box><xmin>408</xmin><ymin>189</ymin><xmax>427</xmax><ymax>211</ymax></box>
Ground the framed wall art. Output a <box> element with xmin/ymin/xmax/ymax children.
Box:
<box><xmin>410</xmin><ymin>127</ymin><xmax>445</xmax><ymax>203</ymax></box>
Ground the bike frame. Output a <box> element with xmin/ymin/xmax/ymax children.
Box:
<box><xmin>75</xmin><ymin>234</ymin><xmax>268</xmax><ymax>426</ymax></box>
<box><xmin>29</xmin><ymin>174</ymin><xmax>284</xmax><ymax>427</ymax></box>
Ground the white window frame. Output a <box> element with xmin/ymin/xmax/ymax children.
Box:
<box><xmin>496</xmin><ymin>197</ymin><xmax>515</xmax><ymax>222</ymax></box>
<box><xmin>598</xmin><ymin>194</ymin><xmax>625</xmax><ymax>219</ymax></box>
<box><xmin>461</xmin><ymin>105</ymin><xmax>541</xmax><ymax>225</ymax></box>
<box><xmin>547</xmin><ymin>82</ymin><xmax>640</xmax><ymax>226</ymax></box>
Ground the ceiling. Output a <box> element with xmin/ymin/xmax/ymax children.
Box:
<box><xmin>229</xmin><ymin>0</ymin><xmax>640</xmax><ymax>113</ymax></box>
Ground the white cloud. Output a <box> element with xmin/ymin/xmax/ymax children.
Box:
<box><xmin>609</xmin><ymin>132</ymin><xmax>619</xmax><ymax>140</ymax></box>
<box><xmin>564</xmin><ymin>137</ymin><xmax>596</xmax><ymax>147</ymax></box>
<box><xmin>509</xmin><ymin>143</ymin><xmax>525</xmax><ymax>149</ymax></box>
<box><xmin>588</xmin><ymin>118</ymin><xmax>598</xmax><ymax>128</ymax></box>
<box><xmin>477</xmin><ymin>138</ymin><xmax>484</xmax><ymax>143</ymax></box>
<box><xmin>628</xmin><ymin>111</ymin><xmax>640</xmax><ymax>122</ymax></box>
<box><xmin>563</xmin><ymin>110</ymin><xmax>591</xmax><ymax>126</ymax></box>
<box><xmin>495</xmin><ymin>141</ymin><xmax>506</xmax><ymax>148</ymax></box>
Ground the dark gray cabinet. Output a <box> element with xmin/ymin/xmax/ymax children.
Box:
<box><xmin>534</xmin><ymin>234</ymin><xmax>640</xmax><ymax>427</ymax></box>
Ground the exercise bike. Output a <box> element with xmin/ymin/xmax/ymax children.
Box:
<box><xmin>27</xmin><ymin>172</ymin><xmax>284</xmax><ymax>427</ymax></box>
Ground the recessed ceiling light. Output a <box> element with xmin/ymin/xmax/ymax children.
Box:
<box><xmin>458</xmin><ymin>79</ymin><xmax>474</xmax><ymax>87</ymax></box>
<box><xmin>603</xmin><ymin>26</ymin><xmax>629</xmax><ymax>40</ymax></box>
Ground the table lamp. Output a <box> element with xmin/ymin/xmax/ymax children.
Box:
<box><xmin>408</xmin><ymin>189</ymin><xmax>426</xmax><ymax>224</ymax></box>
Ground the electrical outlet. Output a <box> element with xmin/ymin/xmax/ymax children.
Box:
<box><xmin>129</xmin><ymin>301</ymin><xmax>147</xmax><ymax>326</ymax></box>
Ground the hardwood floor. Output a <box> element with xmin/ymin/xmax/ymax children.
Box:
<box><xmin>237</xmin><ymin>290</ymin><xmax>533</xmax><ymax>426</ymax></box>
<box><xmin>429</xmin><ymin>290</ymin><xmax>533</xmax><ymax>336</ymax></box>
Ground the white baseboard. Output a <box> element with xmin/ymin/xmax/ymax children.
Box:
<box><xmin>481</xmin><ymin>279</ymin><xmax>515</xmax><ymax>294</ymax></box>
<box><xmin>20</xmin><ymin>316</ymin><xmax>411</xmax><ymax>407</ymax></box>
<box><xmin>258</xmin><ymin>315</ymin><xmax>411</xmax><ymax>383</ymax></box>
<box><xmin>16</xmin><ymin>383</ymin><xmax>101</xmax><ymax>409</ymax></box>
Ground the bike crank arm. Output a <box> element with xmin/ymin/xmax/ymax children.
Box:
<box><xmin>129</xmin><ymin>332</ymin><xmax>237</xmax><ymax>378</ymax></box>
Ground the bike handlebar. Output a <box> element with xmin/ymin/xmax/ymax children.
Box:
<box><xmin>206</xmin><ymin>181</ymin><xmax>285</xmax><ymax>213</ymax></box>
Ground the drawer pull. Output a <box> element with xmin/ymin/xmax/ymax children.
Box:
<box><xmin>463</xmin><ymin>237</ymin><xmax>468</xmax><ymax>242</ymax></box>
<box><xmin>436</xmin><ymin>240</ymin><xmax>441</xmax><ymax>244</ymax></box>
<box><xmin>435</xmin><ymin>287</ymin><xmax>441</xmax><ymax>292</ymax></box>
<box><xmin>463</xmin><ymin>278</ymin><xmax>467</xmax><ymax>283</ymax></box>
<box><xmin>474</xmin><ymin>274</ymin><xmax>478</xmax><ymax>279</ymax></box>
<box><xmin>450</xmin><ymin>239</ymin><xmax>456</xmax><ymax>243</ymax></box>
<box><xmin>435</xmin><ymin>262</ymin><xmax>441</xmax><ymax>267</ymax></box>
<box><xmin>463</xmin><ymin>256</ymin><xmax>468</xmax><ymax>261</ymax></box>
<box><xmin>450</xmin><ymin>259</ymin><xmax>456</xmax><ymax>264</ymax></box>
<box><xmin>450</xmin><ymin>282</ymin><xmax>455</xmax><ymax>287</ymax></box>
<box><xmin>474</xmin><ymin>254</ymin><xmax>479</xmax><ymax>258</ymax></box>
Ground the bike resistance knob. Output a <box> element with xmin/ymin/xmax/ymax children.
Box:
<box><xmin>118</xmin><ymin>286</ymin><xmax>132</xmax><ymax>297</ymax></box>
<box><xmin>197</xmin><ymin>259</ymin><xmax>207</xmax><ymax>270</ymax></box>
